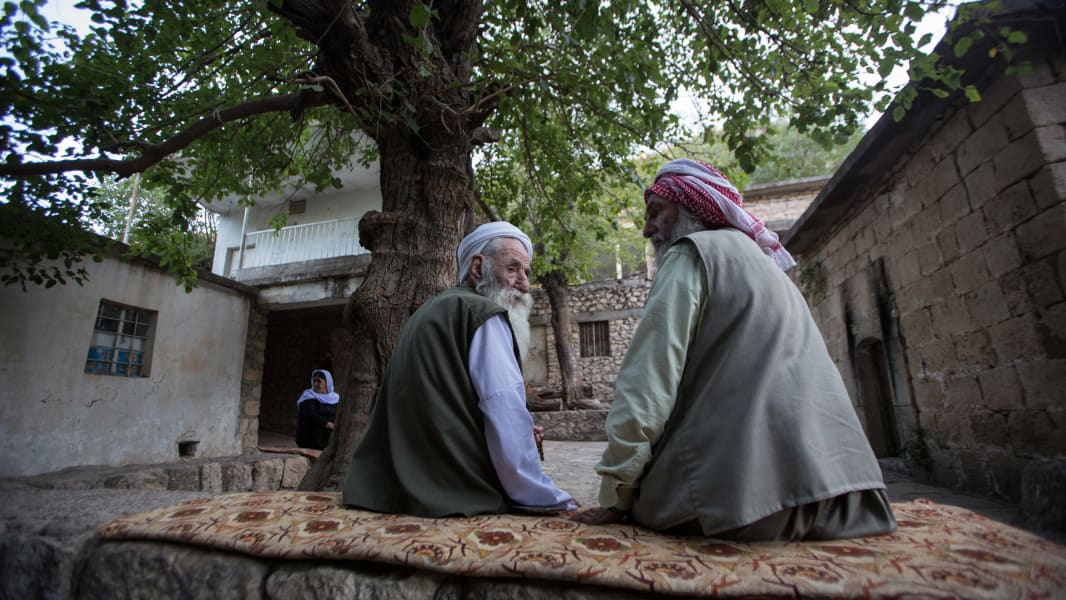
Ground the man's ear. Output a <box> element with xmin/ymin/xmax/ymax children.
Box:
<box><xmin>469</xmin><ymin>255</ymin><xmax>484</xmax><ymax>283</ymax></box>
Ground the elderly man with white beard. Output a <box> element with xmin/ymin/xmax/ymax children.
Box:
<box><xmin>343</xmin><ymin>222</ymin><xmax>576</xmax><ymax>517</ymax></box>
<box><xmin>574</xmin><ymin>159</ymin><xmax>896</xmax><ymax>541</ymax></box>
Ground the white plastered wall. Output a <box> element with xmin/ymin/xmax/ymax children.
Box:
<box><xmin>0</xmin><ymin>256</ymin><xmax>253</xmax><ymax>477</ymax></box>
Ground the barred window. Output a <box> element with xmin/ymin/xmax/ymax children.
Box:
<box><xmin>579</xmin><ymin>321</ymin><xmax>611</xmax><ymax>357</ymax></box>
<box><xmin>84</xmin><ymin>300</ymin><xmax>155</xmax><ymax>377</ymax></box>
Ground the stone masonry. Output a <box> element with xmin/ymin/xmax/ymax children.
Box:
<box><xmin>531</xmin><ymin>277</ymin><xmax>651</xmax><ymax>404</ymax></box>
<box><xmin>744</xmin><ymin>175</ymin><xmax>830</xmax><ymax>234</ymax></box>
<box><xmin>238</xmin><ymin>307</ymin><xmax>269</xmax><ymax>453</ymax></box>
<box><xmin>792</xmin><ymin>41</ymin><xmax>1065</xmax><ymax>526</ymax></box>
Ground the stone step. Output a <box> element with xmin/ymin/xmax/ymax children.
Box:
<box><xmin>1</xmin><ymin>452</ymin><xmax>312</xmax><ymax>495</ymax></box>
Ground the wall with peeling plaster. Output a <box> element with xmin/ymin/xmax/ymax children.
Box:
<box><xmin>0</xmin><ymin>253</ymin><xmax>255</xmax><ymax>477</ymax></box>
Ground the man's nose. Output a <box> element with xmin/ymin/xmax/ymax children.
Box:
<box><xmin>515</xmin><ymin>271</ymin><xmax>530</xmax><ymax>293</ymax></box>
<box><xmin>642</xmin><ymin>220</ymin><xmax>654</xmax><ymax>238</ymax></box>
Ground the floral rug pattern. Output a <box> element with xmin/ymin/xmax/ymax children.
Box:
<box><xmin>99</xmin><ymin>491</ymin><xmax>1066</xmax><ymax>597</ymax></box>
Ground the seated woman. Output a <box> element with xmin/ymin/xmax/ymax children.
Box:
<box><xmin>295</xmin><ymin>369</ymin><xmax>339</xmax><ymax>450</ymax></box>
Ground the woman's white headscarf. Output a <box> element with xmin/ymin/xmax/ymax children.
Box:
<box><xmin>297</xmin><ymin>369</ymin><xmax>340</xmax><ymax>406</ymax></box>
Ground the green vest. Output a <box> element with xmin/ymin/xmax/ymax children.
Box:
<box><xmin>342</xmin><ymin>287</ymin><xmax>520</xmax><ymax>517</ymax></box>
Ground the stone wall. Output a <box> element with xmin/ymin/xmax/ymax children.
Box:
<box><xmin>532</xmin><ymin>410</ymin><xmax>608</xmax><ymax>441</ymax></box>
<box><xmin>239</xmin><ymin>307</ymin><xmax>268</xmax><ymax>452</ymax></box>
<box><xmin>531</xmin><ymin>278</ymin><xmax>651</xmax><ymax>403</ymax></box>
<box><xmin>744</xmin><ymin>176</ymin><xmax>829</xmax><ymax>233</ymax></box>
<box><xmin>7</xmin><ymin>451</ymin><xmax>313</xmax><ymax>495</ymax></box>
<box><xmin>796</xmin><ymin>50</ymin><xmax>1066</xmax><ymax>508</ymax></box>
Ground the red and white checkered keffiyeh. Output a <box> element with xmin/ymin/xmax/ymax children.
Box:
<box><xmin>644</xmin><ymin>159</ymin><xmax>796</xmax><ymax>271</ymax></box>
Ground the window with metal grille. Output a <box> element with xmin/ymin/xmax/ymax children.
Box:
<box><xmin>84</xmin><ymin>300</ymin><xmax>155</xmax><ymax>377</ymax></box>
<box><xmin>579</xmin><ymin>321</ymin><xmax>611</xmax><ymax>357</ymax></box>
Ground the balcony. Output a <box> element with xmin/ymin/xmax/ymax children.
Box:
<box><xmin>228</xmin><ymin>217</ymin><xmax>369</xmax><ymax>275</ymax></box>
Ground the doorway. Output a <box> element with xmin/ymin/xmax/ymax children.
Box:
<box><xmin>259</xmin><ymin>304</ymin><xmax>345</xmax><ymax>441</ymax></box>
<box><xmin>855</xmin><ymin>338</ymin><xmax>900</xmax><ymax>457</ymax></box>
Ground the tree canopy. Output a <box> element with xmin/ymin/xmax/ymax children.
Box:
<box><xmin>2</xmin><ymin>0</ymin><xmax>981</xmax><ymax>288</ymax></box>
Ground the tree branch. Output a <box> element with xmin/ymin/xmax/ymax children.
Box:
<box><xmin>1</xmin><ymin>90</ymin><xmax>333</xmax><ymax>178</ymax></box>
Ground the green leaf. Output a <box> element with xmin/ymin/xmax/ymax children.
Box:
<box><xmin>409</xmin><ymin>3</ymin><xmax>431</xmax><ymax>28</ymax></box>
<box><xmin>892</xmin><ymin>106</ymin><xmax>906</xmax><ymax>122</ymax></box>
<box><xmin>877</xmin><ymin>59</ymin><xmax>894</xmax><ymax>79</ymax></box>
<box><xmin>903</xmin><ymin>2</ymin><xmax>923</xmax><ymax>21</ymax></box>
<box><xmin>963</xmin><ymin>85</ymin><xmax>981</xmax><ymax>103</ymax></box>
<box><xmin>953</xmin><ymin>36</ymin><xmax>973</xmax><ymax>59</ymax></box>
<box><xmin>1006</xmin><ymin>30</ymin><xmax>1027</xmax><ymax>45</ymax></box>
<box><xmin>931</xmin><ymin>88</ymin><xmax>950</xmax><ymax>99</ymax></box>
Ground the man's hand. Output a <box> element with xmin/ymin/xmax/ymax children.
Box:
<box><xmin>532</xmin><ymin>425</ymin><xmax>544</xmax><ymax>445</ymax></box>
<box><xmin>569</xmin><ymin>506</ymin><xmax>626</xmax><ymax>525</ymax></box>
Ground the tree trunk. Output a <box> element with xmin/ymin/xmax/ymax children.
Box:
<box><xmin>541</xmin><ymin>269</ymin><xmax>581</xmax><ymax>410</ymax></box>
<box><xmin>270</xmin><ymin>0</ymin><xmax>488</xmax><ymax>491</ymax></box>
<box><xmin>299</xmin><ymin>130</ymin><xmax>477</xmax><ymax>490</ymax></box>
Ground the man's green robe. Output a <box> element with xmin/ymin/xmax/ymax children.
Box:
<box><xmin>342</xmin><ymin>287</ymin><xmax>519</xmax><ymax>517</ymax></box>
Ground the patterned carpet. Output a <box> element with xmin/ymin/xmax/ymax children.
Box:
<box><xmin>99</xmin><ymin>491</ymin><xmax>1066</xmax><ymax>597</ymax></box>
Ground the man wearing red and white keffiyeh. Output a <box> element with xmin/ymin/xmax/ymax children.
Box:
<box><xmin>644</xmin><ymin>158</ymin><xmax>796</xmax><ymax>271</ymax></box>
<box><xmin>574</xmin><ymin>159</ymin><xmax>897</xmax><ymax>542</ymax></box>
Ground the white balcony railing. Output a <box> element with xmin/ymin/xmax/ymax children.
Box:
<box><xmin>237</xmin><ymin>217</ymin><xmax>368</xmax><ymax>271</ymax></box>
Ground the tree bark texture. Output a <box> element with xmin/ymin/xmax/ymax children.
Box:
<box><xmin>294</xmin><ymin>0</ymin><xmax>489</xmax><ymax>490</ymax></box>
<box><xmin>541</xmin><ymin>269</ymin><xmax>581</xmax><ymax>410</ymax></box>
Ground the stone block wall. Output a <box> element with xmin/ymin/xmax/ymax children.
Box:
<box><xmin>531</xmin><ymin>278</ymin><xmax>651</xmax><ymax>403</ymax></box>
<box><xmin>744</xmin><ymin>177</ymin><xmax>828</xmax><ymax>233</ymax></box>
<box><xmin>799</xmin><ymin>52</ymin><xmax>1066</xmax><ymax>506</ymax></box>
<box><xmin>239</xmin><ymin>307</ymin><xmax>268</xmax><ymax>452</ymax></box>
<box><xmin>12</xmin><ymin>452</ymin><xmax>313</xmax><ymax>495</ymax></box>
<box><xmin>532</xmin><ymin>410</ymin><xmax>608</xmax><ymax>441</ymax></box>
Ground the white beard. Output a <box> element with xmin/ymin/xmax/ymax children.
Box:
<box><xmin>509</xmin><ymin>298</ymin><xmax>533</xmax><ymax>365</ymax></box>
<box><xmin>653</xmin><ymin>210</ymin><xmax>709</xmax><ymax>267</ymax></box>
<box><xmin>477</xmin><ymin>271</ymin><xmax>534</xmax><ymax>364</ymax></box>
<box><xmin>487</xmin><ymin>287</ymin><xmax>533</xmax><ymax>365</ymax></box>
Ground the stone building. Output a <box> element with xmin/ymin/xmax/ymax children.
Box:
<box><xmin>527</xmin><ymin>277</ymin><xmax>651</xmax><ymax>404</ymax></box>
<box><xmin>782</xmin><ymin>0</ymin><xmax>1065</xmax><ymax>524</ymax></box>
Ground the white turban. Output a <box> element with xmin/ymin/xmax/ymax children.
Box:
<box><xmin>456</xmin><ymin>221</ymin><xmax>533</xmax><ymax>284</ymax></box>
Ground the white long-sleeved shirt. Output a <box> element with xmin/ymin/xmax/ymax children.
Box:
<box><xmin>469</xmin><ymin>315</ymin><xmax>575</xmax><ymax>510</ymax></box>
